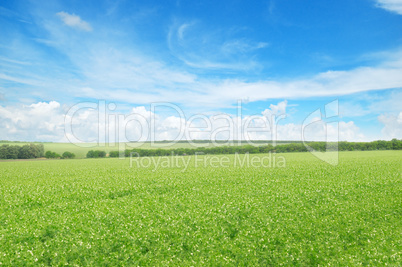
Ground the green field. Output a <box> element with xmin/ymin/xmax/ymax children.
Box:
<box><xmin>0</xmin><ymin>151</ymin><xmax>401</xmax><ymax>265</ymax></box>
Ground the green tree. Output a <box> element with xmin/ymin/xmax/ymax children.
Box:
<box><xmin>18</xmin><ymin>145</ymin><xmax>34</xmax><ymax>159</ymax></box>
<box><xmin>109</xmin><ymin>151</ymin><xmax>120</xmax><ymax>157</ymax></box>
<box><xmin>87</xmin><ymin>150</ymin><xmax>106</xmax><ymax>158</ymax></box>
<box><xmin>7</xmin><ymin>146</ymin><xmax>19</xmax><ymax>159</ymax></box>
<box><xmin>62</xmin><ymin>151</ymin><xmax>75</xmax><ymax>159</ymax></box>
<box><xmin>45</xmin><ymin>151</ymin><xmax>60</xmax><ymax>159</ymax></box>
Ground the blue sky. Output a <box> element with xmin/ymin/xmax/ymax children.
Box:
<box><xmin>0</xmin><ymin>0</ymin><xmax>401</xmax><ymax>142</ymax></box>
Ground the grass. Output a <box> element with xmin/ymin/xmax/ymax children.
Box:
<box><xmin>0</xmin><ymin>151</ymin><xmax>401</xmax><ymax>265</ymax></box>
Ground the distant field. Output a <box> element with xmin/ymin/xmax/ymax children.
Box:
<box><xmin>0</xmin><ymin>141</ymin><xmax>285</xmax><ymax>158</ymax></box>
<box><xmin>0</xmin><ymin>151</ymin><xmax>401</xmax><ymax>265</ymax></box>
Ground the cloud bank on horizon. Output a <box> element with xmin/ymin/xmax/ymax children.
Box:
<box><xmin>0</xmin><ymin>0</ymin><xmax>401</xmax><ymax>142</ymax></box>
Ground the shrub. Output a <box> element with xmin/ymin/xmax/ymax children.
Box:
<box><xmin>62</xmin><ymin>151</ymin><xmax>75</xmax><ymax>159</ymax></box>
<box><xmin>86</xmin><ymin>150</ymin><xmax>106</xmax><ymax>158</ymax></box>
<box><xmin>109</xmin><ymin>151</ymin><xmax>120</xmax><ymax>157</ymax></box>
<box><xmin>45</xmin><ymin>151</ymin><xmax>61</xmax><ymax>159</ymax></box>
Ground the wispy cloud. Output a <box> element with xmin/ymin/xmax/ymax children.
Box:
<box><xmin>375</xmin><ymin>0</ymin><xmax>402</xmax><ymax>15</ymax></box>
<box><xmin>221</xmin><ymin>40</ymin><xmax>269</xmax><ymax>55</ymax></box>
<box><xmin>2</xmin><ymin>33</ymin><xmax>402</xmax><ymax>110</ymax></box>
<box><xmin>168</xmin><ymin>21</ymin><xmax>267</xmax><ymax>71</ymax></box>
<box><xmin>0</xmin><ymin>56</ymin><xmax>31</xmax><ymax>66</ymax></box>
<box><xmin>192</xmin><ymin>54</ymin><xmax>402</xmax><ymax>106</ymax></box>
<box><xmin>3</xmin><ymin>11</ymin><xmax>402</xmax><ymax>109</ymax></box>
<box><xmin>177</xmin><ymin>23</ymin><xmax>192</xmax><ymax>40</ymax></box>
<box><xmin>56</xmin><ymin>11</ymin><xmax>92</xmax><ymax>31</ymax></box>
<box><xmin>0</xmin><ymin>73</ymin><xmax>42</xmax><ymax>86</ymax></box>
<box><xmin>64</xmin><ymin>48</ymin><xmax>402</xmax><ymax>110</ymax></box>
<box><xmin>2</xmin><ymin>4</ymin><xmax>402</xmax><ymax>112</ymax></box>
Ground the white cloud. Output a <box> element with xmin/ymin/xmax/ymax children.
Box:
<box><xmin>375</xmin><ymin>0</ymin><xmax>402</xmax><ymax>15</ymax></box>
<box><xmin>301</xmin><ymin>119</ymin><xmax>365</xmax><ymax>142</ymax></box>
<box><xmin>338</xmin><ymin>121</ymin><xmax>366</xmax><ymax>141</ymax></box>
<box><xmin>56</xmin><ymin>12</ymin><xmax>92</xmax><ymax>31</ymax></box>
<box><xmin>262</xmin><ymin>100</ymin><xmax>287</xmax><ymax>116</ymax></box>
<box><xmin>0</xmin><ymin>101</ymin><xmax>66</xmax><ymax>141</ymax></box>
<box><xmin>0</xmin><ymin>100</ymin><xmax>368</xmax><ymax>143</ymax></box>
<box><xmin>378</xmin><ymin>112</ymin><xmax>402</xmax><ymax>139</ymax></box>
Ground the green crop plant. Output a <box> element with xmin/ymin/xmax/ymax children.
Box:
<box><xmin>0</xmin><ymin>151</ymin><xmax>400</xmax><ymax>265</ymax></box>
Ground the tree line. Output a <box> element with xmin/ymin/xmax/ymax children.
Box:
<box><xmin>45</xmin><ymin>151</ymin><xmax>76</xmax><ymax>159</ymax></box>
<box><xmin>0</xmin><ymin>144</ymin><xmax>77</xmax><ymax>160</ymax></box>
<box><xmin>1</xmin><ymin>139</ymin><xmax>400</xmax><ymax>160</ymax></box>
<box><xmin>108</xmin><ymin>139</ymin><xmax>402</xmax><ymax>158</ymax></box>
<box><xmin>0</xmin><ymin>144</ymin><xmax>45</xmax><ymax>159</ymax></box>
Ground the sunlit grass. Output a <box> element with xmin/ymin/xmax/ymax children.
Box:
<box><xmin>0</xmin><ymin>151</ymin><xmax>401</xmax><ymax>265</ymax></box>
